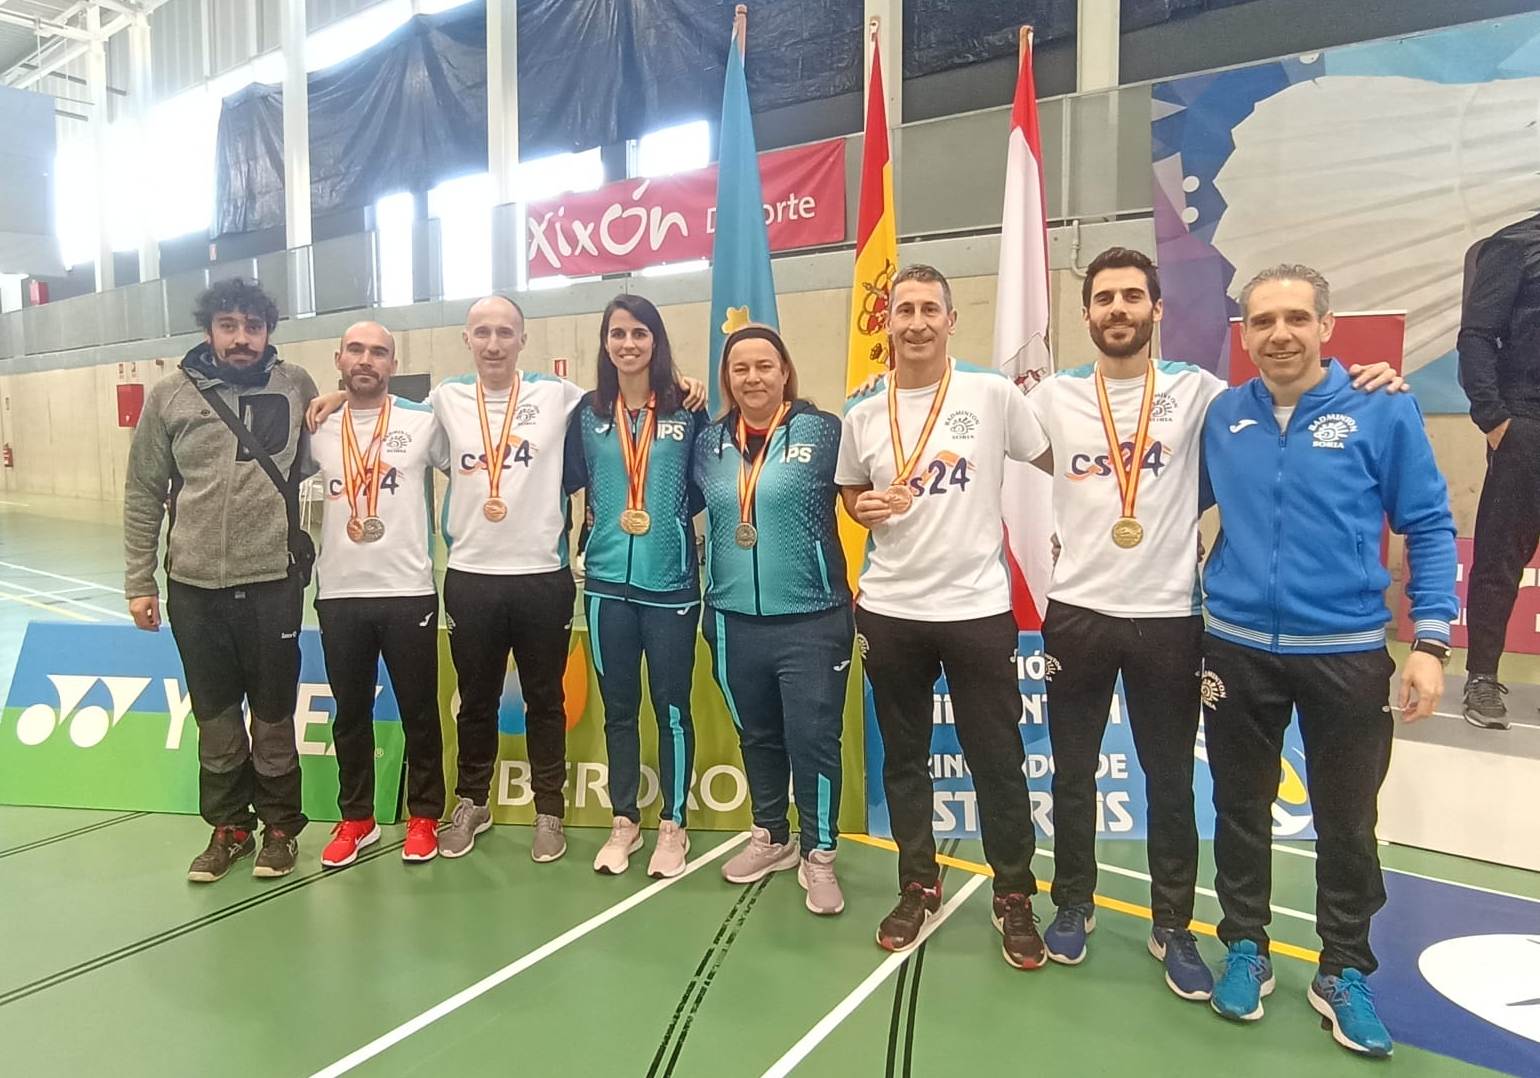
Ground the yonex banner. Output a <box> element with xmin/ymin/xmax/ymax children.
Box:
<box><xmin>863</xmin><ymin>631</ymin><xmax>1316</xmax><ymax>841</ymax></box>
<box><xmin>441</xmin><ymin>629</ymin><xmax>868</xmax><ymax>834</ymax></box>
<box><xmin>0</xmin><ymin>623</ymin><xmax>406</xmax><ymax>822</ymax></box>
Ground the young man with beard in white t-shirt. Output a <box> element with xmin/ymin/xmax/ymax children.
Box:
<box><xmin>837</xmin><ymin>264</ymin><xmax>1048</xmax><ymax>971</ymax></box>
<box><xmin>308</xmin><ymin>321</ymin><xmax>448</xmax><ymax>868</ymax></box>
<box><xmin>1016</xmin><ymin>247</ymin><xmax>1404</xmax><ymax>997</ymax></box>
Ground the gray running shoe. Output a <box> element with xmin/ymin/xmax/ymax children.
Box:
<box><xmin>722</xmin><ymin>826</ymin><xmax>799</xmax><ymax>884</ymax></box>
<box><xmin>252</xmin><ymin>828</ymin><xmax>298</xmax><ymax>878</ymax></box>
<box><xmin>531</xmin><ymin>813</ymin><xmax>567</xmax><ymax>863</ymax></box>
<box><xmin>798</xmin><ymin>847</ymin><xmax>845</xmax><ymax>915</ymax></box>
<box><xmin>1463</xmin><ymin>675</ymin><xmax>1511</xmax><ymax>730</ymax></box>
<box><xmin>187</xmin><ymin>826</ymin><xmax>256</xmax><ymax>883</ymax></box>
<box><xmin>439</xmin><ymin>797</ymin><xmax>492</xmax><ymax>859</ymax></box>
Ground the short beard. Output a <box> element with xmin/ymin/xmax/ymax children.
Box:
<box><xmin>1090</xmin><ymin>319</ymin><xmax>1153</xmax><ymax>360</ymax></box>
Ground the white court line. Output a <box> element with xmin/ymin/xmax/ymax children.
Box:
<box><xmin>760</xmin><ymin>874</ymin><xmax>988</xmax><ymax>1078</ymax></box>
<box><xmin>1034</xmin><ymin>846</ymin><xmax>1316</xmax><ymax>924</ymax></box>
<box><xmin>0</xmin><ymin>500</ymin><xmax>32</xmax><ymax>508</ymax></box>
<box><xmin>0</xmin><ymin>576</ymin><xmax>132</xmax><ymax>621</ymax></box>
<box><xmin>0</xmin><ymin>559</ymin><xmax>121</xmax><ymax>596</ymax></box>
<box><xmin>309</xmin><ymin>831</ymin><xmax>749</xmax><ymax>1078</ymax></box>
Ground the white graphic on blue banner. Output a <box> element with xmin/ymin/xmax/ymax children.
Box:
<box><xmin>863</xmin><ymin>631</ymin><xmax>1314</xmax><ymax>840</ymax></box>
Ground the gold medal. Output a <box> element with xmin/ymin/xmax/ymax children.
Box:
<box><xmin>620</xmin><ymin>508</ymin><xmax>652</xmax><ymax>535</ymax></box>
<box><xmin>885</xmin><ymin>361</ymin><xmax>952</xmax><ymax>513</ymax></box>
<box><xmin>1111</xmin><ymin>517</ymin><xmax>1144</xmax><ymax>548</ymax></box>
<box><xmin>735</xmin><ymin>402</ymin><xmax>791</xmax><ymax>551</ymax></box>
<box><xmin>1094</xmin><ymin>363</ymin><xmax>1157</xmax><ymax>551</ymax></box>
<box><xmin>616</xmin><ymin>395</ymin><xmax>658</xmax><ymax>540</ymax></box>
<box><xmin>346</xmin><ymin>518</ymin><xmax>366</xmax><ymax>543</ymax></box>
<box><xmin>477</xmin><ymin>377</ymin><xmax>519</xmax><ymax>522</ymax></box>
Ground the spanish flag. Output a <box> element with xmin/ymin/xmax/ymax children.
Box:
<box><xmin>837</xmin><ymin>28</ymin><xmax>898</xmax><ymax>593</ymax></box>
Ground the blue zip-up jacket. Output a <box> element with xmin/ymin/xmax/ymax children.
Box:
<box><xmin>694</xmin><ymin>401</ymin><xmax>850</xmax><ymax>616</ymax></box>
<box><xmin>1200</xmin><ymin>360</ymin><xmax>1457</xmax><ymax>654</ymax></box>
<box><xmin>563</xmin><ymin>393</ymin><xmax>706</xmax><ymax>606</ymax></box>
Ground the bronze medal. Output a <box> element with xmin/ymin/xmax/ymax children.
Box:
<box><xmin>885</xmin><ymin>361</ymin><xmax>953</xmax><ymax>514</ymax></box>
<box><xmin>483</xmin><ymin>497</ymin><xmax>508</xmax><ymax>522</ymax></box>
<box><xmin>346</xmin><ymin>518</ymin><xmax>366</xmax><ymax>543</ymax></box>
<box><xmin>887</xmin><ymin>481</ymin><xmax>915</xmax><ymax>515</ymax></box>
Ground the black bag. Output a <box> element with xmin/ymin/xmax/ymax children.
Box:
<box><xmin>190</xmin><ymin>377</ymin><xmax>316</xmax><ymax>588</ymax></box>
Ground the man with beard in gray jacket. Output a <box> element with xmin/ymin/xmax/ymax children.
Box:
<box><xmin>124</xmin><ymin>278</ymin><xmax>318</xmax><ymax>883</ymax></box>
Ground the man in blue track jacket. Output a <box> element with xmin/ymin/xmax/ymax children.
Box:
<box><xmin>1199</xmin><ymin>265</ymin><xmax>1457</xmax><ymax>1058</ymax></box>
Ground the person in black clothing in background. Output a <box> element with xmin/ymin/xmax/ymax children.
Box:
<box><xmin>1458</xmin><ymin>214</ymin><xmax>1540</xmax><ymax>730</ymax></box>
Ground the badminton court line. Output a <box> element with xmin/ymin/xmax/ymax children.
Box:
<box><xmin>0</xmin><ymin>576</ymin><xmax>130</xmax><ymax>621</ymax></box>
<box><xmin>309</xmin><ymin>830</ymin><xmax>749</xmax><ymax>1078</ymax></box>
<box><xmin>0</xmin><ymin>560</ymin><xmax>124</xmax><ymax>596</ymax></box>
<box><xmin>760</xmin><ymin>874</ymin><xmax>988</xmax><ymax>1078</ymax></box>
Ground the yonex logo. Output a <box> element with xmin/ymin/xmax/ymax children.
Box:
<box><xmin>13</xmin><ymin>675</ymin><xmax>152</xmax><ymax>748</ymax></box>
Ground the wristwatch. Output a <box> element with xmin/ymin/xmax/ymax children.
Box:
<box><xmin>1412</xmin><ymin>639</ymin><xmax>1452</xmax><ymax>666</ymax></box>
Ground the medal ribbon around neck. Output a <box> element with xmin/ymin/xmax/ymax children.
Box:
<box><xmin>615</xmin><ymin>393</ymin><xmax>658</xmax><ymax>517</ymax></box>
<box><xmin>341</xmin><ymin>397</ymin><xmax>392</xmax><ymax>527</ymax></box>
<box><xmin>1093</xmin><ymin>362</ymin><xmax>1157</xmax><ymax>525</ymax></box>
<box><xmin>736</xmin><ymin>401</ymin><xmax>792</xmax><ymax>530</ymax></box>
<box><xmin>886</xmin><ymin>360</ymin><xmax>953</xmax><ymax>491</ymax></box>
<box><xmin>476</xmin><ymin>376</ymin><xmax>520</xmax><ymax>502</ymax></box>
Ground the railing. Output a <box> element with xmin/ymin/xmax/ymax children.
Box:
<box><xmin>0</xmin><ymin>81</ymin><xmax>1154</xmax><ymax>362</ymax></box>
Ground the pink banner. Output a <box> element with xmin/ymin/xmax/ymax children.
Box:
<box><xmin>1397</xmin><ymin>539</ymin><xmax>1540</xmax><ymax>655</ymax></box>
<box><xmin>526</xmin><ymin>139</ymin><xmax>846</xmax><ymax>278</ymax></box>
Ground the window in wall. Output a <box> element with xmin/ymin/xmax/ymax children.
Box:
<box><xmin>307</xmin><ymin>0</ymin><xmax>412</xmax><ymax>72</ymax></box>
<box><xmin>636</xmin><ymin>119</ymin><xmax>710</xmax><ymax>178</ymax></box>
<box><xmin>429</xmin><ymin>171</ymin><xmax>492</xmax><ymax>301</ymax></box>
<box><xmin>374</xmin><ymin>191</ymin><xmax>416</xmax><ymax>308</ymax></box>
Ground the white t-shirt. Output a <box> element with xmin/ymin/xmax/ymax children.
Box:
<box><xmin>836</xmin><ymin>360</ymin><xmax>1039</xmax><ymax>621</ymax></box>
<box><xmin>431</xmin><ymin>372</ymin><xmax>586</xmax><ymax>575</ymax></box>
<box><xmin>1019</xmin><ymin>360</ymin><xmax>1225</xmax><ymax>618</ymax></box>
<box><xmin>311</xmin><ymin>396</ymin><xmax>445</xmax><ymax>600</ymax></box>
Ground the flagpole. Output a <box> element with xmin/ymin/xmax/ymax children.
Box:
<box><xmin>1020</xmin><ymin>24</ymin><xmax>1033</xmax><ymax>65</ymax></box>
<box><xmin>735</xmin><ymin>4</ymin><xmax>747</xmax><ymax>54</ymax></box>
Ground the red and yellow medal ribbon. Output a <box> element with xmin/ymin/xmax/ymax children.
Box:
<box><xmin>476</xmin><ymin>377</ymin><xmax>520</xmax><ymax>501</ymax></box>
<box><xmin>615</xmin><ymin>393</ymin><xmax>658</xmax><ymax>515</ymax></box>
<box><xmin>736</xmin><ymin>401</ymin><xmax>791</xmax><ymax>527</ymax></box>
<box><xmin>340</xmin><ymin>397</ymin><xmax>392</xmax><ymax>524</ymax></box>
<box><xmin>886</xmin><ymin>360</ymin><xmax>953</xmax><ymax>488</ymax></box>
<box><xmin>1093</xmin><ymin>362</ymin><xmax>1157</xmax><ymax>521</ymax></box>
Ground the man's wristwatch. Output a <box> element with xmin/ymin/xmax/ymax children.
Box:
<box><xmin>1412</xmin><ymin>639</ymin><xmax>1452</xmax><ymax>666</ymax></box>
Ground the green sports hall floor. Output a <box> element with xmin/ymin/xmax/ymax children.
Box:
<box><xmin>1</xmin><ymin>492</ymin><xmax>1537</xmax><ymax>1077</ymax></box>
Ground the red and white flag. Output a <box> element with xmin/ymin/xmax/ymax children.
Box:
<box><xmin>995</xmin><ymin>31</ymin><xmax>1055</xmax><ymax>631</ymax></box>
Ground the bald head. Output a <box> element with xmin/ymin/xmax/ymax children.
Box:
<box><xmin>464</xmin><ymin>294</ymin><xmax>527</xmax><ymax>391</ymax></box>
<box><xmin>335</xmin><ymin>320</ymin><xmax>397</xmax><ymax>402</ymax></box>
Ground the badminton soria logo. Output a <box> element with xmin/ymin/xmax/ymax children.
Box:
<box><xmin>11</xmin><ymin>675</ymin><xmax>152</xmax><ymax>748</ymax></box>
<box><xmin>1042</xmin><ymin>654</ymin><xmax>1062</xmax><ymax>681</ymax></box>
<box><xmin>1309</xmin><ymin>413</ymin><xmax>1357</xmax><ymax>449</ymax></box>
<box><xmin>855</xmin><ymin>633</ymin><xmax>870</xmax><ymax>660</ymax></box>
<box><xmin>1200</xmin><ymin>670</ymin><xmax>1227</xmax><ymax>709</ymax></box>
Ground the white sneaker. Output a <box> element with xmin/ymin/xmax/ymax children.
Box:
<box><xmin>721</xmin><ymin>826</ymin><xmax>800</xmax><ymax>884</ymax></box>
<box><xmin>798</xmin><ymin>848</ymin><xmax>845</xmax><ymax>915</ymax></box>
<box><xmin>593</xmin><ymin>817</ymin><xmax>643</xmax><ymax>874</ymax></box>
<box><xmin>647</xmin><ymin>821</ymin><xmax>690</xmax><ymax>879</ymax></box>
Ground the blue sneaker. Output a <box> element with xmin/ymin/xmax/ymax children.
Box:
<box><xmin>1042</xmin><ymin>903</ymin><xmax>1095</xmax><ymax>965</ymax></box>
<box><xmin>1211</xmin><ymin>940</ymin><xmax>1275</xmax><ymax>1021</ymax></box>
<box><xmin>1309</xmin><ymin>969</ymin><xmax>1394</xmax><ymax>1057</ymax></box>
<box><xmin>1149</xmin><ymin>927</ymin><xmax>1215</xmax><ymax>1001</ymax></box>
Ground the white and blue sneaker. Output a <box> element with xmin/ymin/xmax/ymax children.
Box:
<box><xmin>1042</xmin><ymin>903</ymin><xmax>1095</xmax><ymax>965</ymax></box>
<box><xmin>1149</xmin><ymin>926</ymin><xmax>1215</xmax><ymax>1001</ymax></box>
<box><xmin>1309</xmin><ymin>969</ymin><xmax>1393</xmax><ymax>1057</ymax></box>
<box><xmin>1211</xmin><ymin>940</ymin><xmax>1275</xmax><ymax>1021</ymax></box>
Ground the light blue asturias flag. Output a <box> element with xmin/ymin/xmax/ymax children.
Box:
<box><xmin>708</xmin><ymin>25</ymin><xmax>779</xmax><ymax>414</ymax></box>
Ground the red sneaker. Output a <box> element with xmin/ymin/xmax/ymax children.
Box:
<box><xmin>320</xmin><ymin>817</ymin><xmax>380</xmax><ymax>868</ymax></box>
<box><xmin>402</xmin><ymin>816</ymin><xmax>440</xmax><ymax>863</ymax></box>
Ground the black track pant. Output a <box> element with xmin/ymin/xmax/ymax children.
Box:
<box><xmin>1467</xmin><ymin>415</ymin><xmax>1540</xmax><ymax>677</ymax></box>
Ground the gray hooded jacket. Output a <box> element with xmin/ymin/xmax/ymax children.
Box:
<box><xmin>124</xmin><ymin>344</ymin><xmax>318</xmax><ymax>597</ymax></box>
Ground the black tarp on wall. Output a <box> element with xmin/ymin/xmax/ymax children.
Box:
<box><xmin>215</xmin><ymin>5</ymin><xmax>487</xmax><ymax>237</ymax></box>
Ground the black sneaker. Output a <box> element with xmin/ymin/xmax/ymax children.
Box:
<box><xmin>1463</xmin><ymin>675</ymin><xmax>1510</xmax><ymax>730</ymax></box>
<box><xmin>992</xmin><ymin>892</ymin><xmax>1046</xmax><ymax>970</ymax></box>
<box><xmin>875</xmin><ymin>881</ymin><xmax>942</xmax><ymax>952</ymax></box>
<box><xmin>253</xmin><ymin>828</ymin><xmax>299</xmax><ymax>878</ymax></box>
<box><xmin>187</xmin><ymin>826</ymin><xmax>255</xmax><ymax>883</ymax></box>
